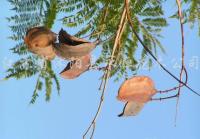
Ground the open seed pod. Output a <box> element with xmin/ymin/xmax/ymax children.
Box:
<box><xmin>24</xmin><ymin>26</ymin><xmax>57</xmax><ymax>60</ymax></box>
<box><xmin>117</xmin><ymin>76</ymin><xmax>157</xmax><ymax>117</ymax></box>
<box><xmin>58</xmin><ymin>28</ymin><xmax>89</xmax><ymax>45</ymax></box>
<box><xmin>60</xmin><ymin>54</ymin><xmax>91</xmax><ymax>79</ymax></box>
<box><xmin>53</xmin><ymin>29</ymin><xmax>99</xmax><ymax>60</ymax></box>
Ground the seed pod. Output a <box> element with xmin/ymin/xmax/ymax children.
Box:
<box><xmin>53</xmin><ymin>28</ymin><xmax>99</xmax><ymax>60</ymax></box>
<box><xmin>60</xmin><ymin>54</ymin><xmax>91</xmax><ymax>79</ymax></box>
<box><xmin>118</xmin><ymin>76</ymin><xmax>156</xmax><ymax>103</ymax></box>
<box><xmin>58</xmin><ymin>28</ymin><xmax>89</xmax><ymax>45</ymax></box>
<box><xmin>28</xmin><ymin>45</ymin><xmax>56</xmax><ymax>60</ymax></box>
<box><xmin>53</xmin><ymin>41</ymin><xmax>99</xmax><ymax>60</ymax></box>
<box><xmin>24</xmin><ymin>26</ymin><xmax>57</xmax><ymax>60</ymax></box>
<box><xmin>117</xmin><ymin>76</ymin><xmax>157</xmax><ymax>117</ymax></box>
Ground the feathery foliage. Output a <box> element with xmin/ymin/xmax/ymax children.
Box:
<box><xmin>6</xmin><ymin>0</ymin><xmax>199</xmax><ymax>102</ymax></box>
<box><xmin>170</xmin><ymin>0</ymin><xmax>200</xmax><ymax>36</ymax></box>
<box><xmin>59</xmin><ymin>0</ymin><xmax>167</xmax><ymax>81</ymax></box>
<box><xmin>7</xmin><ymin>0</ymin><xmax>60</xmax><ymax>103</ymax></box>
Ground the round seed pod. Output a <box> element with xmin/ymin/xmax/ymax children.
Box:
<box><xmin>28</xmin><ymin>45</ymin><xmax>56</xmax><ymax>60</ymax></box>
<box><xmin>117</xmin><ymin>76</ymin><xmax>157</xmax><ymax>103</ymax></box>
<box><xmin>24</xmin><ymin>26</ymin><xmax>56</xmax><ymax>60</ymax></box>
<box><xmin>117</xmin><ymin>76</ymin><xmax>157</xmax><ymax>117</ymax></box>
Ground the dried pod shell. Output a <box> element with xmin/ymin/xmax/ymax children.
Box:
<box><xmin>118</xmin><ymin>101</ymin><xmax>144</xmax><ymax>117</ymax></box>
<box><xmin>53</xmin><ymin>28</ymin><xmax>99</xmax><ymax>60</ymax></box>
<box><xmin>117</xmin><ymin>76</ymin><xmax>157</xmax><ymax>103</ymax></box>
<box><xmin>53</xmin><ymin>41</ymin><xmax>98</xmax><ymax>60</ymax></box>
<box><xmin>60</xmin><ymin>54</ymin><xmax>91</xmax><ymax>79</ymax></box>
<box><xmin>58</xmin><ymin>28</ymin><xmax>89</xmax><ymax>45</ymax></box>
<box><xmin>24</xmin><ymin>26</ymin><xmax>56</xmax><ymax>60</ymax></box>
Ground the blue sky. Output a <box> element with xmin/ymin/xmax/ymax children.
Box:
<box><xmin>0</xmin><ymin>1</ymin><xmax>200</xmax><ymax>139</ymax></box>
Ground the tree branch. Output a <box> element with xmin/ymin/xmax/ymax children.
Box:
<box><xmin>175</xmin><ymin>0</ymin><xmax>186</xmax><ymax>125</ymax></box>
<box><xmin>82</xmin><ymin>2</ymin><xmax>129</xmax><ymax>138</ymax></box>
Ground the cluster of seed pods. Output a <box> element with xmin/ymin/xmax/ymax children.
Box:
<box><xmin>24</xmin><ymin>27</ymin><xmax>97</xmax><ymax>79</ymax></box>
<box><xmin>25</xmin><ymin>27</ymin><xmax>157</xmax><ymax>117</ymax></box>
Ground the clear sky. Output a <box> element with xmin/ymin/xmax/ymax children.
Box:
<box><xmin>0</xmin><ymin>1</ymin><xmax>200</xmax><ymax>139</ymax></box>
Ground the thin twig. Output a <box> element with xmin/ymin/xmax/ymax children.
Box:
<box><xmin>89</xmin><ymin>65</ymin><xmax>107</xmax><ymax>91</ymax></box>
<box><xmin>124</xmin><ymin>0</ymin><xmax>200</xmax><ymax>97</ymax></box>
<box><xmin>90</xmin><ymin>123</ymin><xmax>96</xmax><ymax>139</ymax></box>
<box><xmin>99</xmin><ymin>74</ymin><xmax>105</xmax><ymax>91</ymax></box>
<box><xmin>151</xmin><ymin>94</ymin><xmax>178</xmax><ymax>101</ymax></box>
<box><xmin>114</xmin><ymin>15</ymin><xmax>127</xmax><ymax>65</ymax></box>
<box><xmin>83</xmin><ymin>2</ymin><xmax>129</xmax><ymax>139</ymax></box>
<box><xmin>89</xmin><ymin>66</ymin><xmax>107</xmax><ymax>71</ymax></box>
<box><xmin>98</xmin><ymin>34</ymin><xmax>115</xmax><ymax>45</ymax></box>
<box><xmin>175</xmin><ymin>0</ymin><xmax>186</xmax><ymax>126</ymax></box>
<box><xmin>157</xmin><ymin>68</ymin><xmax>188</xmax><ymax>94</ymax></box>
<box><xmin>81</xmin><ymin>30</ymin><xmax>98</xmax><ymax>39</ymax></box>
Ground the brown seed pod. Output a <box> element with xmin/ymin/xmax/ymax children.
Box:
<box><xmin>118</xmin><ymin>76</ymin><xmax>157</xmax><ymax>103</ymax></box>
<box><xmin>24</xmin><ymin>26</ymin><xmax>57</xmax><ymax>60</ymax></box>
<box><xmin>53</xmin><ymin>29</ymin><xmax>99</xmax><ymax>60</ymax></box>
<box><xmin>53</xmin><ymin>41</ymin><xmax>99</xmax><ymax>60</ymax></box>
<box><xmin>58</xmin><ymin>28</ymin><xmax>89</xmax><ymax>45</ymax></box>
<box><xmin>29</xmin><ymin>45</ymin><xmax>56</xmax><ymax>60</ymax></box>
<box><xmin>60</xmin><ymin>54</ymin><xmax>91</xmax><ymax>79</ymax></box>
<box><xmin>117</xmin><ymin>76</ymin><xmax>157</xmax><ymax>117</ymax></box>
